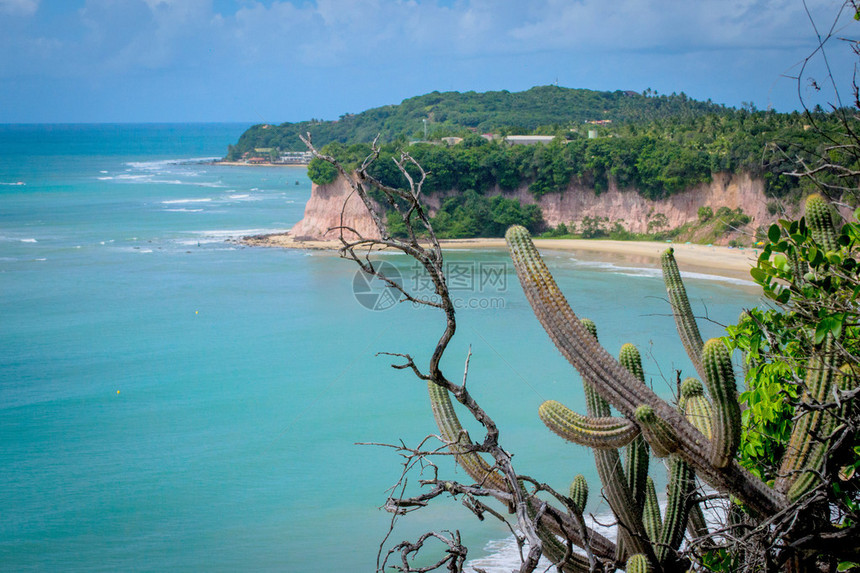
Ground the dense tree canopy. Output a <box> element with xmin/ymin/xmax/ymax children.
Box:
<box><xmin>229</xmin><ymin>86</ymin><xmax>726</xmax><ymax>156</ymax></box>
<box><xmin>305</xmin><ymin>107</ymin><xmax>846</xmax><ymax>202</ymax></box>
<box><xmin>287</xmin><ymin>87</ymin><xmax>850</xmax><ymax>203</ymax></box>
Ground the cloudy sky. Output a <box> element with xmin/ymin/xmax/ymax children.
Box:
<box><xmin>1</xmin><ymin>0</ymin><xmax>857</xmax><ymax>123</ymax></box>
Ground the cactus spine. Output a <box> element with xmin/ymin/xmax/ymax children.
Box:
<box><xmin>505</xmin><ymin>225</ymin><xmax>785</xmax><ymax>516</ymax></box>
<box><xmin>642</xmin><ymin>476</ymin><xmax>662</xmax><ymax>542</ymax></box>
<box><xmin>662</xmin><ymin>248</ymin><xmax>705</xmax><ymax>380</ymax></box>
<box><xmin>635</xmin><ymin>405</ymin><xmax>680</xmax><ymax>458</ymax></box>
<box><xmin>569</xmin><ymin>474</ymin><xmax>589</xmax><ymax>514</ymax></box>
<box><xmin>702</xmin><ymin>339</ymin><xmax>741</xmax><ymax>468</ymax></box>
<box><xmin>805</xmin><ymin>193</ymin><xmax>839</xmax><ymax>253</ymax></box>
<box><xmin>656</xmin><ymin>456</ymin><xmax>696</xmax><ymax>564</ymax></box>
<box><xmin>776</xmin><ymin>335</ymin><xmax>838</xmax><ymax>501</ymax></box>
<box><xmin>626</xmin><ymin>553</ymin><xmax>653</xmax><ymax>573</ymax></box>
<box><xmin>539</xmin><ymin>400</ymin><xmax>640</xmax><ymax>449</ymax></box>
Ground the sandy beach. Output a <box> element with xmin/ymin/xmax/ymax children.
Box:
<box><xmin>211</xmin><ymin>161</ymin><xmax>309</xmax><ymax>167</ymax></box>
<box><xmin>242</xmin><ymin>232</ymin><xmax>759</xmax><ymax>282</ymax></box>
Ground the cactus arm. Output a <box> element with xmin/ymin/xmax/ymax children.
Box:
<box><xmin>775</xmin><ymin>336</ymin><xmax>838</xmax><ymax>501</ymax></box>
<box><xmin>625</xmin><ymin>435</ymin><xmax>650</xmax><ymax>513</ymax></box>
<box><xmin>635</xmin><ymin>405</ymin><xmax>680</xmax><ymax>458</ymax></box>
<box><xmin>805</xmin><ymin>193</ymin><xmax>839</xmax><ymax>253</ymax></box>
<box><xmin>578</xmin><ymin>325</ymin><xmax>652</xmax><ymax>563</ymax></box>
<box><xmin>539</xmin><ymin>400</ymin><xmax>640</xmax><ymax>449</ymax></box>
<box><xmin>662</xmin><ymin>248</ymin><xmax>706</xmax><ymax>380</ymax></box>
<box><xmin>626</xmin><ymin>553</ymin><xmax>654</xmax><ymax>573</ymax></box>
<box><xmin>702</xmin><ymin>339</ymin><xmax>742</xmax><ymax>469</ymax></box>
<box><xmin>680</xmin><ymin>378</ymin><xmax>714</xmax><ymax>441</ymax></box>
<box><xmin>680</xmin><ymin>377</ymin><xmax>711</xmax><ymax>539</ymax></box>
<box><xmin>619</xmin><ymin>343</ymin><xmax>646</xmax><ymax>384</ymax></box>
<box><xmin>506</xmin><ymin>225</ymin><xmax>787</xmax><ymax>516</ymax></box>
<box><xmin>569</xmin><ymin>474</ymin><xmax>589</xmax><ymax>514</ymax></box>
<box><xmin>580</xmin><ymin>318</ymin><xmax>613</xmax><ymax>419</ymax></box>
<box><xmin>642</xmin><ymin>476</ymin><xmax>663</xmax><ymax>543</ymax></box>
<box><xmin>430</xmin><ymin>381</ymin><xmax>618</xmax><ymax>561</ymax></box>
<box><xmin>619</xmin><ymin>344</ymin><xmax>651</xmax><ymax>513</ymax></box>
<box><xmin>687</xmin><ymin>498</ymin><xmax>710</xmax><ymax>540</ymax></box>
<box><xmin>526</xmin><ymin>493</ymin><xmax>592</xmax><ymax>573</ymax></box>
<box><xmin>656</xmin><ymin>456</ymin><xmax>696</xmax><ymax>565</ymax></box>
<box><xmin>535</xmin><ymin>528</ymin><xmax>592</xmax><ymax>573</ymax></box>
<box><xmin>593</xmin><ymin>443</ymin><xmax>654</xmax><ymax>563</ymax></box>
<box><xmin>428</xmin><ymin>381</ymin><xmax>508</xmax><ymax>491</ymax></box>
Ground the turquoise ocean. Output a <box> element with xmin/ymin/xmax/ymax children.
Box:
<box><xmin>0</xmin><ymin>124</ymin><xmax>760</xmax><ymax>571</ymax></box>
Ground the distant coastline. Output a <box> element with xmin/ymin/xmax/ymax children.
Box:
<box><xmin>241</xmin><ymin>232</ymin><xmax>758</xmax><ymax>283</ymax></box>
<box><xmin>211</xmin><ymin>160</ymin><xmax>309</xmax><ymax>167</ymax></box>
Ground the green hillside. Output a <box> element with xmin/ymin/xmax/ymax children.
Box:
<box><xmin>305</xmin><ymin>107</ymin><xmax>844</xmax><ymax>201</ymax></box>
<box><xmin>227</xmin><ymin>85</ymin><xmax>854</xmax><ymax>242</ymax></box>
<box><xmin>226</xmin><ymin>85</ymin><xmax>727</xmax><ymax>158</ymax></box>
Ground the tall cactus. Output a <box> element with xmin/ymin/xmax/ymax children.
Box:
<box><xmin>505</xmin><ymin>225</ymin><xmax>785</xmax><ymax>518</ymax></box>
<box><xmin>775</xmin><ymin>334</ymin><xmax>838</xmax><ymax>502</ymax></box>
<box><xmin>620</xmin><ymin>344</ymin><xmax>651</xmax><ymax>513</ymax></box>
<box><xmin>805</xmin><ymin>193</ymin><xmax>839</xmax><ymax>253</ymax></box>
<box><xmin>428</xmin><ymin>377</ymin><xmax>619</xmax><ymax>561</ymax></box>
<box><xmin>702</xmin><ymin>339</ymin><xmax>741</xmax><ymax>469</ymax></box>
<box><xmin>662</xmin><ymin>248</ymin><xmax>705</xmax><ymax>380</ymax></box>
<box><xmin>501</xmin><ymin>224</ymin><xmax>793</xmax><ymax>570</ymax></box>
<box><xmin>421</xmin><ymin>210</ymin><xmax>850</xmax><ymax>570</ymax></box>
<box><xmin>581</xmin><ymin>365</ymin><xmax>652</xmax><ymax>560</ymax></box>
<box><xmin>642</xmin><ymin>476</ymin><xmax>662</xmax><ymax>542</ymax></box>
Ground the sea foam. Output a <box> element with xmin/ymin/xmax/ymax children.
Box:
<box><xmin>162</xmin><ymin>198</ymin><xmax>212</xmax><ymax>205</ymax></box>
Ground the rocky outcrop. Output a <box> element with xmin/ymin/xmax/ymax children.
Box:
<box><xmin>289</xmin><ymin>174</ymin><xmax>382</xmax><ymax>241</ymax></box>
<box><xmin>524</xmin><ymin>172</ymin><xmax>775</xmax><ymax>234</ymax></box>
<box><xmin>289</xmin><ymin>172</ymin><xmax>786</xmax><ymax>242</ymax></box>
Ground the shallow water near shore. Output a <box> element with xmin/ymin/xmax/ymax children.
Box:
<box><xmin>0</xmin><ymin>124</ymin><xmax>761</xmax><ymax>571</ymax></box>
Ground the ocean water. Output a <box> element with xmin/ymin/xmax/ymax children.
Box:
<box><xmin>0</xmin><ymin>124</ymin><xmax>761</xmax><ymax>571</ymax></box>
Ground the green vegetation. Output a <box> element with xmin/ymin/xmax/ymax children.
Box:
<box><xmin>305</xmin><ymin>156</ymin><xmax>338</xmax><ymax>185</ymax></box>
<box><xmin>234</xmin><ymin>86</ymin><xmax>852</xmax><ymax>205</ymax></box>
<box><xmin>726</xmin><ymin>195</ymin><xmax>860</xmax><ymax>494</ymax></box>
<box><xmin>321</xmin><ymin>99</ymin><xmax>860</xmax><ymax>568</ymax></box>
<box><xmin>488</xmin><ymin>209</ymin><xmax>858</xmax><ymax>570</ymax></box>
<box><xmin>398</xmin><ymin>190</ymin><xmax>542</xmax><ymax>239</ymax></box>
<box><xmin>229</xmin><ymin>86</ymin><xmax>724</xmax><ymax>154</ymax></box>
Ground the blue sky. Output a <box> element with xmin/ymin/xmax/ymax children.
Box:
<box><xmin>1</xmin><ymin>0</ymin><xmax>858</xmax><ymax>123</ymax></box>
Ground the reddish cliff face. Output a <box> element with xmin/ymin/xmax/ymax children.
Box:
<box><xmin>525</xmin><ymin>172</ymin><xmax>775</xmax><ymax>233</ymax></box>
<box><xmin>289</xmin><ymin>172</ymin><xmax>788</xmax><ymax>242</ymax></box>
<box><xmin>289</xmin><ymin>174</ymin><xmax>383</xmax><ymax>241</ymax></box>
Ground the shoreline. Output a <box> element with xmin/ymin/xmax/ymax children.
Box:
<box><xmin>211</xmin><ymin>161</ymin><xmax>309</xmax><ymax>167</ymax></box>
<box><xmin>241</xmin><ymin>232</ymin><xmax>759</xmax><ymax>283</ymax></box>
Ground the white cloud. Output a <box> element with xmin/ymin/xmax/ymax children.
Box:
<box><xmin>0</xmin><ymin>0</ymin><xmax>38</xmax><ymax>16</ymax></box>
<box><xmin>2</xmin><ymin>0</ymin><xmax>854</xmax><ymax>119</ymax></box>
<box><xmin>503</xmin><ymin>0</ymin><xmax>828</xmax><ymax>53</ymax></box>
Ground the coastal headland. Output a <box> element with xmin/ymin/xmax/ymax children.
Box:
<box><xmin>241</xmin><ymin>167</ymin><xmax>762</xmax><ymax>282</ymax></box>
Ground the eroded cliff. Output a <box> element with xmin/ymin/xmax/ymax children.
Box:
<box><xmin>289</xmin><ymin>174</ymin><xmax>383</xmax><ymax>241</ymax></box>
<box><xmin>289</xmin><ymin>172</ymin><xmax>787</xmax><ymax>243</ymax></box>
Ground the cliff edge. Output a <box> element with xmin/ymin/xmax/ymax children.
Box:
<box><xmin>289</xmin><ymin>174</ymin><xmax>382</xmax><ymax>241</ymax></box>
<box><xmin>288</xmin><ymin>172</ymin><xmax>787</xmax><ymax>244</ymax></box>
